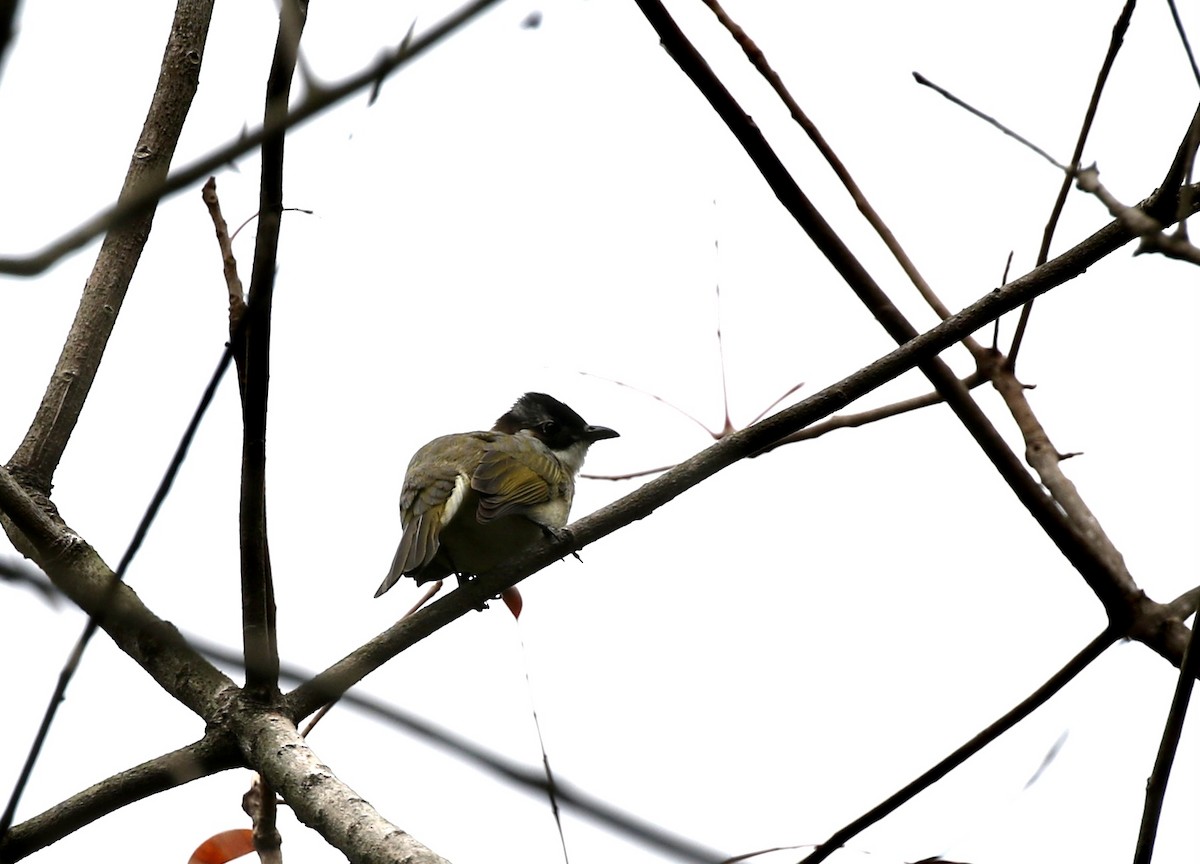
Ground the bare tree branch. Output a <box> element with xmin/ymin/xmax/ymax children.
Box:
<box><xmin>227</xmin><ymin>6</ymin><xmax>310</xmax><ymax>853</ymax></box>
<box><xmin>915</xmin><ymin>1</ymin><xmax>1138</xmax><ymax>368</ymax></box>
<box><xmin>0</xmin><ymin>333</ymin><xmax>236</xmax><ymax>834</ymax></box>
<box><xmin>236</xmin><ymin>0</ymin><xmax>307</xmax><ymax>705</ymax></box>
<box><xmin>1010</xmin><ymin>0</ymin><xmax>1136</xmax><ymax>367</ymax></box>
<box><xmin>4</xmin><ymin>0</ymin><xmax>217</xmax><ymax>496</ymax></box>
<box><xmin>228</xmin><ymin>703</ymin><xmax>450</xmax><ymax>864</ymax></box>
<box><xmin>798</xmin><ymin>628</ymin><xmax>1120</xmax><ymax>864</ymax></box>
<box><xmin>756</xmin><ymin>371</ymin><xmax>988</xmax><ymax>454</ymax></box>
<box><xmin>0</xmin><ymin>557</ymin><xmax>59</xmax><ymax>606</ymax></box>
<box><xmin>0</xmin><ymin>0</ymin><xmax>503</xmax><ymax>278</ymax></box>
<box><xmin>0</xmin><ymin>736</ymin><xmax>238</xmax><ymax>863</ymax></box>
<box><xmin>286</xmin><ymin>184</ymin><xmax>1200</xmax><ymax>717</ymax></box>
<box><xmin>192</xmin><ymin>637</ymin><xmax>729</xmax><ymax>863</ymax></box>
<box><xmin>1165</xmin><ymin>0</ymin><xmax>1200</xmax><ymax>87</ymax></box>
<box><xmin>1133</xmin><ymin>611</ymin><xmax>1200</xmax><ymax>864</ymax></box>
<box><xmin>0</xmin><ymin>465</ymin><xmax>236</xmax><ymax>716</ymax></box>
<box><xmin>201</xmin><ymin>178</ymin><xmax>247</xmax><ymax>318</ymax></box>
<box><xmin>628</xmin><ymin>0</ymin><xmax>1158</xmax><ymax>625</ymax></box>
<box><xmin>0</xmin><ymin>0</ymin><xmax>20</xmax><ymax>86</ymax></box>
<box><xmin>1078</xmin><ymin>163</ymin><xmax>1200</xmax><ymax>262</ymax></box>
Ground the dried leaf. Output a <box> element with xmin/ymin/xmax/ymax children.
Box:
<box><xmin>188</xmin><ymin>828</ymin><xmax>254</xmax><ymax>864</ymax></box>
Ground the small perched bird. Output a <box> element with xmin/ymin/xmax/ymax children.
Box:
<box><xmin>375</xmin><ymin>392</ymin><xmax>619</xmax><ymax>598</ymax></box>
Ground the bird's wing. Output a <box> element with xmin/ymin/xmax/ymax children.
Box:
<box><xmin>376</xmin><ymin>433</ymin><xmax>490</xmax><ymax>596</ymax></box>
<box><xmin>471</xmin><ymin>434</ymin><xmax>565</xmax><ymax>523</ymax></box>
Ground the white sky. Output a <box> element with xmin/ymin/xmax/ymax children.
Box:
<box><xmin>2</xmin><ymin>1</ymin><xmax>1200</xmax><ymax>863</ymax></box>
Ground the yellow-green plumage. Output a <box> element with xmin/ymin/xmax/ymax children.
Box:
<box><xmin>375</xmin><ymin>393</ymin><xmax>618</xmax><ymax>599</ymax></box>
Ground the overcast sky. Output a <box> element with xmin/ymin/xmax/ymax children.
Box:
<box><xmin>3</xmin><ymin>1</ymin><xmax>1200</xmax><ymax>863</ymax></box>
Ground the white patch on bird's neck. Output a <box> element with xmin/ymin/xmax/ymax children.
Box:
<box><xmin>553</xmin><ymin>439</ymin><xmax>591</xmax><ymax>475</ymax></box>
<box><xmin>513</xmin><ymin>430</ymin><xmax>591</xmax><ymax>475</ymax></box>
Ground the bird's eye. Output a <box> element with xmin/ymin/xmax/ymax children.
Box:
<box><xmin>541</xmin><ymin>421</ymin><xmax>559</xmax><ymax>436</ymax></box>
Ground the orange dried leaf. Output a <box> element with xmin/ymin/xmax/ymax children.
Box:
<box><xmin>188</xmin><ymin>828</ymin><xmax>255</xmax><ymax>864</ymax></box>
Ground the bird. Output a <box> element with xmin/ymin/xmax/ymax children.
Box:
<box><xmin>375</xmin><ymin>392</ymin><xmax>619</xmax><ymax>599</ymax></box>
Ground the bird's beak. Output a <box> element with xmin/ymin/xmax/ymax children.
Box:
<box><xmin>584</xmin><ymin>425</ymin><xmax>620</xmax><ymax>442</ymax></box>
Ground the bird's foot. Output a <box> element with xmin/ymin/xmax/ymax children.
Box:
<box><xmin>539</xmin><ymin>524</ymin><xmax>582</xmax><ymax>562</ymax></box>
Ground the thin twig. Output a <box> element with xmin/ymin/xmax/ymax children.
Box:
<box><xmin>0</xmin><ymin>0</ymin><xmax>503</xmax><ymax>278</ymax></box>
<box><xmin>285</xmin><ymin>180</ymin><xmax>1200</xmax><ymax>719</ymax></box>
<box><xmin>201</xmin><ymin>177</ymin><xmax>247</xmax><ymax>320</ymax></box>
<box><xmin>185</xmin><ymin>639</ymin><xmax>730</xmax><ymax>864</ymax></box>
<box><xmin>1008</xmin><ymin>0</ymin><xmax>1137</xmax><ymax>368</ymax></box>
<box><xmin>0</xmin><ymin>559</ymin><xmax>60</xmax><ymax>606</ymax></box>
<box><xmin>1132</xmin><ymin>610</ymin><xmax>1200</xmax><ymax>864</ymax></box>
<box><xmin>1166</xmin><ymin>0</ymin><xmax>1200</xmax><ymax>87</ymax></box>
<box><xmin>0</xmin><ymin>337</ymin><xmax>237</xmax><ymax>836</ymax></box>
<box><xmin>797</xmin><ymin>629</ymin><xmax>1119</xmax><ymax>864</ymax></box>
<box><xmin>702</xmin><ymin>0</ymin><xmax>982</xmax><ymax>360</ymax></box>
<box><xmin>756</xmin><ymin>372</ymin><xmax>987</xmax><ymax>455</ymax></box>
<box><xmin>913</xmin><ymin>71</ymin><xmax>1067</xmax><ymax>171</ymax></box>
<box><xmin>0</xmin><ymin>735</ymin><xmax>238</xmax><ymax>862</ymax></box>
<box><xmin>631</xmin><ymin>0</ymin><xmax>1146</xmax><ymax>624</ymax></box>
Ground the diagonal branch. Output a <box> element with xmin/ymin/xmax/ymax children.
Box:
<box><xmin>228</xmin><ymin>703</ymin><xmax>450</xmax><ymax>864</ymax></box>
<box><xmin>0</xmin><ymin>465</ymin><xmax>236</xmax><ymax>718</ymax></box>
<box><xmin>0</xmin><ymin>0</ymin><xmax>503</xmax><ymax>278</ymax></box>
<box><xmin>286</xmin><ymin>185</ymin><xmax>1200</xmax><ymax>717</ymax></box>
<box><xmin>5</xmin><ymin>0</ymin><xmax>216</xmax><ymax>497</ymax></box>
<box><xmin>192</xmin><ymin>638</ymin><xmax>729</xmax><ymax>864</ymax></box>
<box><xmin>630</xmin><ymin>0</ymin><xmax>1147</xmax><ymax>621</ymax></box>
<box><xmin>799</xmin><ymin>628</ymin><xmax>1119</xmax><ymax>864</ymax></box>
<box><xmin>1133</xmin><ymin>592</ymin><xmax>1200</xmax><ymax>864</ymax></box>
<box><xmin>1008</xmin><ymin>0</ymin><xmax>1137</xmax><ymax>367</ymax></box>
<box><xmin>0</xmin><ymin>331</ymin><xmax>237</xmax><ymax>836</ymax></box>
<box><xmin>698</xmin><ymin>0</ymin><xmax>995</xmax><ymax>379</ymax></box>
<box><xmin>0</xmin><ymin>735</ymin><xmax>239</xmax><ymax>863</ymax></box>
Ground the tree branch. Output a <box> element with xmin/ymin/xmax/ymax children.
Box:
<box><xmin>1133</xmin><ymin>597</ymin><xmax>1200</xmax><ymax>864</ymax></box>
<box><xmin>195</xmin><ymin>637</ymin><xmax>727</xmax><ymax>863</ymax></box>
<box><xmin>799</xmin><ymin>628</ymin><xmax>1119</xmax><ymax>864</ymax></box>
<box><xmin>287</xmin><ymin>186</ymin><xmax>1200</xmax><ymax>716</ymax></box>
<box><xmin>229</xmin><ymin>703</ymin><xmax>450</xmax><ymax>864</ymax></box>
<box><xmin>628</xmin><ymin>0</ymin><xmax>1152</xmax><ymax>624</ymax></box>
<box><xmin>701</xmin><ymin>0</ymin><xmax>984</xmax><ymax>362</ymax></box>
<box><xmin>0</xmin><ymin>735</ymin><xmax>238</xmax><ymax>863</ymax></box>
<box><xmin>0</xmin><ymin>465</ymin><xmax>236</xmax><ymax>717</ymax></box>
<box><xmin>0</xmin><ymin>0</ymin><xmax>503</xmax><ymax>278</ymax></box>
<box><xmin>236</xmin><ymin>0</ymin><xmax>307</xmax><ymax>705</ymax></box>
<box><xmin>5</xmin><ymin>0</ymin><xmax>216</xmax><ymax>496</ymax></box>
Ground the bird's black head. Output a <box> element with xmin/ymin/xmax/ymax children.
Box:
<box><xmin>493</xmin><ymin>392</ymin><xmax>619</xmax><ymax>451</ymax></box>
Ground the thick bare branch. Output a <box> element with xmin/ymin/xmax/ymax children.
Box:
<box><xmin>196</xmin><ymin>636</ymin><xmax>728</xmax><ymax>863</ymax></box>
<box><xmin>0</xmin><ymin>736</ymin><xmax>238</xmax><ymax>863</ymax></box>
<box><xmin>6</xmin><ymin>0</ymin><xmax>216</xmax><ymax>496</ymax></box>
<box><xmin>0</xmin><ymin>466</ymin><xmax>236</xmax><ymax>717</ymax></box>
<box><xmin>628</xmin><ymin>0</ymin><xmax>1159</xmax><ymax>624</ymax></box>
<box><xmin>1078</xmin><ymin>164</ymin><xmax>1200</xmax><ymax>262</ymax></box>
<box><xmin>229</xmin><ymin>705</ymin><xmax>450</xmax><ymax>864</ymax></box>
<box><xmin>287</xmin><ymin>186</ymin><xmax>1200</xmax><ymax>716</ymax></box>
